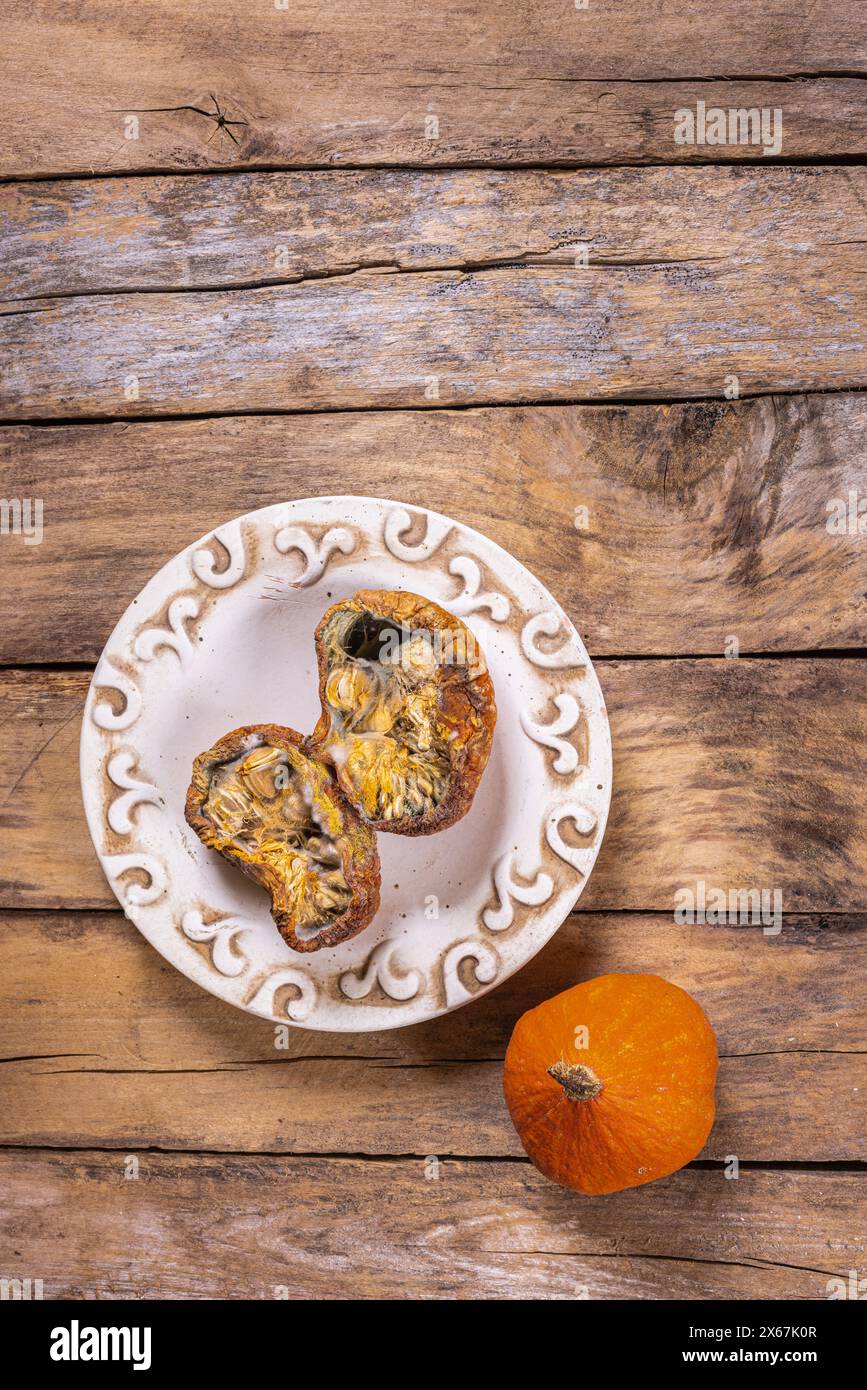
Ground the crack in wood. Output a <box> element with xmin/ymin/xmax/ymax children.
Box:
<box><xmin>1</xmin><ymin>1142</ymin><xmax>865</xmax><ymax>1169</ymax></box>
<box><xmin>2</xmin><ymin>154</ymin><xmax>867</xmax><ymax>189</ymax></box>
<box><xmin>0</xmin><ymin>1052</ymin><xmax>104</xmax><ymax>1065</ymax></box>
<box><xmin>480</xmin><ymin>1248</ymin><xmax>844</xmax><ymax>1280</ymax></box>
<box><xmin>110</xmin><ymin>94</ymin><xmax>247</xmax><ymax>146</ymax></box>
<box><xmin>2</xmin><ymin>381</ymin><xmax>866</xmax><ymax>431</ymax></box>
<box><xmin>19</xmin><ymin>1047</ymin><xmax>867</xmax><ymax>1077</ymax></box>
<box><xmin>5</xmin><ymin>255</ymin><xmax>734</xmax><ymax>307</ymax></box>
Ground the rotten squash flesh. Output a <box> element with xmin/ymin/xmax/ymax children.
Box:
<box><xmin>185</xmin><ymin>724</ymin><xmax>380</xmax><ymax>952</ymax></box>
<box><xmin>309</xmin><ymin>590</ymin><xmax>497</xmax><ymax>835</ymax></box>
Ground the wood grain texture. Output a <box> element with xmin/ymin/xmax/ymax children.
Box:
<box><xmin>2</xmin><ymin>395</ymin><xmax>865</xmax><ymax>663</ymax></box>
<box><xmin>4</xmin><ymin>167</ymin><xmax>864</xmax><ymax>416</ymax></box>
<box><xmin>4</xmin><ymin>166</ymin><xmax>866</xmax><ymax>300</ymax></box>
<box><xmin>1</xmin><ymin>910</ymin><xmax>864</xmax><ymax>1159</ymax></box>
<box><xmin>1</xmin><ymin>3</ymin><xmax>865</xmax><ymax>176</ymax></box>
<box><xmin>2</xmin><ymin>660</ymin><xmax>864</xmax><ymax>914</ymax></box>
<box><xmin>3</xmin><ymin>253</ymin><xmax>865</xmax><ymax>418</ymax></box>
<box><xmin>2</xmin><ymin>6</ymin><xmax>865</xmax><ymax>1302</ymax></box>
<box><xmin>1</xmin><ymin>1150</ymin><xmax>863</xmax><ymax>1300</ymax></box>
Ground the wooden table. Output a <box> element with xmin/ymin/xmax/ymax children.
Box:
<box><xmin>1</xmin><ymin>2</ymin><xmax>865</xmax><ymax>1301</ymax></box>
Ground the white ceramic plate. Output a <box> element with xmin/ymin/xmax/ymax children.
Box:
<box><xmin>80</xmin><ymin>497</ymin><xmax>611</xmax><ymax>1031</ymax></box>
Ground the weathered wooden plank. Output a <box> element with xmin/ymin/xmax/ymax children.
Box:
<box><xmin>0</xmin><ymin>672</ymin><xmax>102</xmax><ymax>907</ymax></box>
<box><xmin>4</xmin><ymin>1049</ymin><xmax>862</xmax><ymax>1160</ymax></box>
<box><xmin>1</xmin><ymin>1</ymin><xmax>865</xmax><ymax>176</ymax></box>
<box><xmin>3</xmin><ymin>250</ymin><xmax>865</xmax><ymax>417</ymax></box>
<box><xmin>3</xmin><ymin>911</ymin><xmax>862</xmax><ymax>1066</ymax></box>
<box><xmin>1</xmin><ymin>660</ymin><xmax>864</xmax><ymax>913</ymax></box>
<box><xmin>0</xmin><ymin>1150</ymin><xmax>862</xmax><ymax>1299</ymax></box>
<box><xmin>2</xmin><ymin>395</ymin><xmax>865</xmax><ymax>663</ymax></box>
<box><xmin>4</xmin><ymin>166</ymin><xmax>865</xmax><ymax>300</ymax></box>
<box><xmin>1</xmin><ymin>910</ymin><xmax>863</xmax><ymax>1159</ymax></box>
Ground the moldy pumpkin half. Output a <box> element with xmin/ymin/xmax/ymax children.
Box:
<box><xmin>503</xmin><ymin>974</ymin><xmax>718</xmax><ymax>1195</ymax></box>
<box><xmin>185</xmin><ymin>723</ymin><xmax>380</xmax><ymax>953</ymax></box>
<box><xmin>307</xmin><ymin>589</ymin><xmax>496</xmax><ymax>835</ymax></box>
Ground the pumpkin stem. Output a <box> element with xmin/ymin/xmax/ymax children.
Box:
<box><xmin>548</xmin><ymin>1061</ymin><xmax>603</xmax><ymax>1102</ymax></box>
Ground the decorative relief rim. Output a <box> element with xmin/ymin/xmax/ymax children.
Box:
<box><xmin>80</xmin><ymin>496</ymin><xmax>612</xmax><ymax>1033</ymax></box>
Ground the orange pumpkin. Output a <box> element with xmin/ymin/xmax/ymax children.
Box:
<box><xmin>503</xmin><ymin>973</ymin><xmax>718</xmax><ymax>1195</ymax></box>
